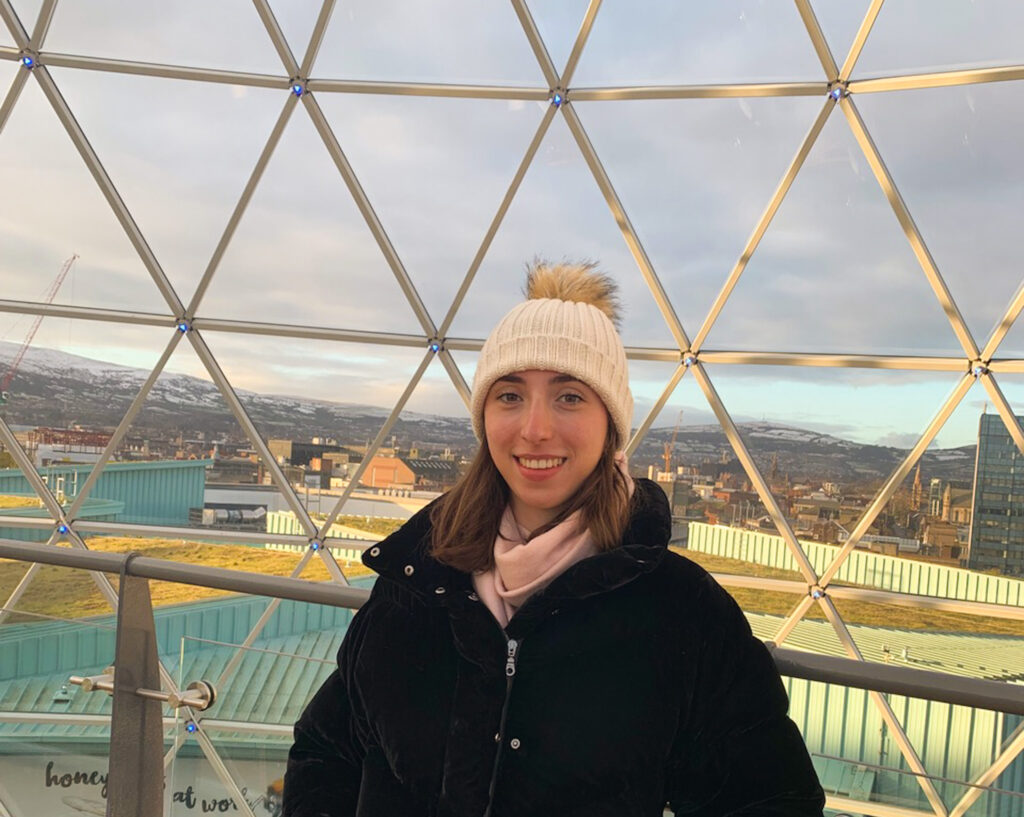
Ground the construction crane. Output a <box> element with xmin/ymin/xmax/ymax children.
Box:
<box><xmin>0</xmin><ymin>254</ymin><xmax>78</xmax><ymax>405</ymax></box>
<box><xmin>662</xmin><ymin>409</ymin><xmax>683</xmax><ymax>476</ymax></box>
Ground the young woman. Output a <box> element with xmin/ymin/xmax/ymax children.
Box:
<box><xmin>284</xmin><ymin>263</ymin><xmax>825</xmax><ymax>816</ymax></box>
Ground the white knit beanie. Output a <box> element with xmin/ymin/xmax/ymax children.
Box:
<box><xmin>471</xmin><ymin>262</ymin><xmax>633</xmax><ymax>447</ymax></box>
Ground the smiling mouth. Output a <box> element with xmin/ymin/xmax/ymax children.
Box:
<box><xmin>515</xmin><ymin>456</ymin><xmax>567</xmax><ymax>470</ymax></box>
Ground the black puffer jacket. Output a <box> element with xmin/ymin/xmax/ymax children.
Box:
<box><xmin>284</xmin><ymin>480</ymin><xmax>824</xmax><ymax>816</ymax></box>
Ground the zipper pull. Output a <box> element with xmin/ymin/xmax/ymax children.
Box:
<box><xmin>505</xmin><ymin>638</ymin><xmax>519</xmax><ymax>677</ymax></box>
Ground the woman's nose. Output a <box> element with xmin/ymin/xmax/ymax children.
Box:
<box><xmin>521</xmin><ymin>400</ymin><xmax>554</xmax><ymax>441</ymax></box>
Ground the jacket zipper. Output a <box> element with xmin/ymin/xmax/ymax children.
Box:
<box><xmin>483</xmin><ymin>636</ymin><xmax>519</xmax><ymax>817</ymax></box>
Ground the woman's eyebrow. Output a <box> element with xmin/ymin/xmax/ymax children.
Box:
<box><xmin>495</xmin><ymin>374</ymin><xmax>524</xmax><ymax>384</ymax></box>
<box><xmin>551</xmin><ymin>374</ymin><xmax>582</xmax><ymax>384</ymax></box>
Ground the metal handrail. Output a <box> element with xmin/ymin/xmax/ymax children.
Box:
<box><xmin>2</xmin><ymin>538</ymin><xmax>1023</xmax><ymax>716</ymax></box>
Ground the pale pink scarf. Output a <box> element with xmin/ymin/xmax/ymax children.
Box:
<box><xmin>473</xmin><ymin>507</ymin><xmax>597</xmax><ymax>628</ymax></box>
<box><xmin>472</xmin><ymin>454</ymin><xmax>633</xmax><ymax>628</ymax></box>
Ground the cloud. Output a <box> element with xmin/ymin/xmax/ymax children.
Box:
<box><xmin>3</xmin><ymin>1</ymin><xmax>1023</xmax><ymax>448</ymax></box>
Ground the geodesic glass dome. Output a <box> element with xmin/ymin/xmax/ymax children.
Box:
<box><xmin>2</xmin><ymin>2</ymin><xmax>1024</xmax><ymax>816</ymax></box>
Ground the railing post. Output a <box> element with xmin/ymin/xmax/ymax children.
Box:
<box><xmin>106</xmin><ymin>554</ymin><xmax>163</xmax><ymax>817</ymax></box>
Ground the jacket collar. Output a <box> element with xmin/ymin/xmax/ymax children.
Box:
<box><xmin>362</xmin><ymin>477</ymin><xmax>672</xmax><ymax>605</ymax></box>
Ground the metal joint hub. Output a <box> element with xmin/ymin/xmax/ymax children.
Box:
<box><xmin>827</xmin><ymin>81</ymin><xmax>848</xmax><ymax>101</ymax></box>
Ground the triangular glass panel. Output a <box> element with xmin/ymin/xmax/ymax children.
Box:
<box><xmin>697</xmin><ymin>363</ymin><xmax>963</xmax><ymax>589</ymax></box>
<box><xmin>825</xmin><ymin>381</ymin><xmax>1015</xmax><ymax>643</ymax></box>
<box><xmin>856</xmin><ymin>82</ymin><xmax>1024</xmax><ymax>350</ymax></box>
<box><xmin>344</xmin><ymin>354</ymin><xmax>472</xmax><ymax>532</ymax></box>
<box><xmin>0</xmin><ymin>320</ymin><xmax>174</xmax><ymax>551</ymax></box>
<box><xmin>315</xmin><ymin>93</ymin><xmax>546</xmax><ymax>325</ymax></box>
<box><xmin>811</xmin><ymin>0</ymin><xmax>875</xmax><ymax>68</ymax></box>
<box><xmin>447</xmin><ymin>113</ymin><xmax>678</xmax><ymax>349</ymax></box>
<box><xmin>574</xmin><ymin>0</ymin><xmax>824</xmax><ymax>86</ymax></box>
<box><xmin>199</xmin><ymin>331</ymin><xmax>436</xmax><ymax>553</ymax></box>
<box><xmin>627</xmin><ymin>361</ymin><xmax>772</xmax><ymax>569</ymax></box>
<box><xmin>50</xmin><ymin>68</ymin><xmax>286</xmax><ymax>306</ymax></box>
<box><xmin>574</xmin><ymin>95</ymin><xmax>825</xmax><ymax>340</ymax></box>
<box><xmin>201</xmin><ymin>332</ymin><xmax>433</xmax><ymax>451</ymax></box>
<box><xmin>197</xmin><ymin>106</ymin><xmax>423</xmax><ymax>333</ymax></box>
<box><xmin>855</xmin><ymin>0</ymin><xmax>1024</xmax><ymax>78</ymax></box>
<box><xmin>0</xmin><ymin>79</ymin><xmax>172</xmax><ymax>313</ymax></box>
<box><xmin>37</xmin><ymin>329</ymin><xmax>309</xmax><ymax>543</ymax></box>
<box><xmin>704</xmin><ymin>110</ymin><xmax>965</xmax><ymax>356</ymax></box>
<box><xmin>45</xmin><ymin>0</ymin><xmax>285</xmax><ymax>74</ymax></box>
<box><xmin>315</xmin><ymin>0</ymin><xmax>545</xmax><ymax>86</ymax></box>
<box><xmin>267</xmin><ymin>0</ymin><xmax>324</xmax><ymax>68</ymax></box>
<box><xmin>647</xmin><ymin>362</ymin><xmax>823</xmax><ymax>621</ymax></box>
<box><xmin>525</xmin><ymin>0</ymin><xmax>593</xmax><ymax>80</ymax></box>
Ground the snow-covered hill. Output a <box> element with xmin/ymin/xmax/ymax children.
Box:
<box><xmin>0</xmin><ymin>342</ymin><xmax>467</xmax><ymax>445</ymax></box>
<box><xmin>0</xmin><ymin>343</ymin><xmax>976</xmax><ymax>480</ymax></box>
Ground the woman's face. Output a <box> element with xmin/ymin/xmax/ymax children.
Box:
<box><xmin>483</xmin><ymin>369</ymin><xmax>609</xmax><ymax>534</ymax></box>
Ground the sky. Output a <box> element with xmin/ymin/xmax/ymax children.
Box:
<box><xmin>2</xmin><ymin>0</ymin><xmax>1024</xmax><ymax>449</ymax></box>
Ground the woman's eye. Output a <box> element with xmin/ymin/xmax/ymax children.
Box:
<box><xmin>559</xmin><ymin>392</ymin><xmax>583</xmax><ymax>405</ymax></box>
<box><xmin>495</xmin><ymin>392</ymin><xmax>521</xmax><ymax>404</ymax></box>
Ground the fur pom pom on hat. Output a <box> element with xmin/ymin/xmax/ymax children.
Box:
<box><xmin>471</xmin><ymin>261</ymin><xmax>633</xmax><ymax>446</ymax></box>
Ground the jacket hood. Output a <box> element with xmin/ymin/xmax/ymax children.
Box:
<box><xmin>362</xmin><ymin>477</ymin><xmax>673</xmax><ymax>603</ymax></box>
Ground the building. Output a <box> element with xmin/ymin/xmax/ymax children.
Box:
<box><xmin>267</xmin><ymin>438</ymin><xmax>361</xmax><ymax>469</ymax></box>
<box><xmin>930</xmin><ymin>477</ymin><xmax>973</xmax><ymax>525</ymax></box>
<box><xmin>0</xmin><ymin>459</ymin><xmax>210</xmax><ymax>535</ymax></box>
<box><xmin>942</xmin><ymin>483</ymin><xmax>973</xmax><ymax>525</ymax></box>
<box><xmin>921</xmin><ymin>519</ymin><xmax>966</xmax><ymax>564</ymax></box>
<box><xmin>23</xmin><ymin>426</ymin><xmax>111</xmax><ymax>467</ymax></box>
<box><xmin>360</xmin><ymin>455</ymin><xmax>458</xmax><ymax>491</ymax></box>
<box><xmin>968</xmin><ymin>414</ymin><xmax>1024</xmax><ymax>575</ymax></box>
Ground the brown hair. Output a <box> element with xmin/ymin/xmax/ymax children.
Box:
<box><xmin>429</xmin><ymin>426</ymin><xmax>633</xmax><ymax>573</ymax></box>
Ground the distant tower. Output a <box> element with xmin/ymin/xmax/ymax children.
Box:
<box><xmin>969</xmin><ymin>414</ymin><xmax>1024</xmax><ymax>575</ymax></box>
<box><xmin>911</xmin><ymin>463</ymin><xmax>922</xmax><ymax>510</ymax></box>
<box><xmin>769</xmin><ymin>453</ymin><xmax>779</xmax><ymax>483</ymax></box>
